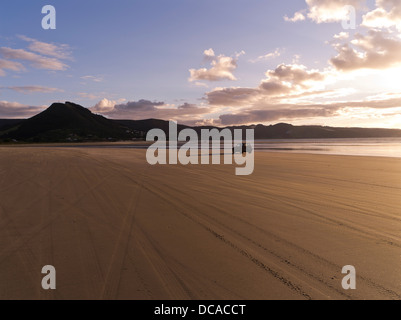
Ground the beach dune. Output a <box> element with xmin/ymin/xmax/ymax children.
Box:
<box><xmin>0</xmin><ymin>147</ymin><xmax>400</xmax><ymax>300</ymax></box>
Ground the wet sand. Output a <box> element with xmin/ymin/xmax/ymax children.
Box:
<box><xmin>0</xmin><ymin>147</ymin><xmax>400</xmax><ymax>300</ymax></box>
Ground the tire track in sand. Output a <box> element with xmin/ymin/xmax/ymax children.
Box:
<box><xmin>139</xmin><ymin>179</ymin><xmax>312</xmax><ymax>300</ymax></box>
<box><xmin>99</xmin><ymin>166</ymin><xmax>148</xmax><ymax>299</ymax></box>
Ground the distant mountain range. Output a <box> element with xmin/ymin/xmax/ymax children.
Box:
<box><xmin>1</xmin><ymin>101</ymin><xmax>401</xmax><ymax>143</ymax></box>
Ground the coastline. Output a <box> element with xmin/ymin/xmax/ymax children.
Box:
<box><xmin>3</xmin><ymin>136</ymin><xmax>401</xmax><ymax>159</ymax></box>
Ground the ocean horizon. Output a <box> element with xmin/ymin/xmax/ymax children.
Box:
<box><xmin>37</xmin><ymin>137</ymin><xmax>401</xmax><ymax>159</ymax></box>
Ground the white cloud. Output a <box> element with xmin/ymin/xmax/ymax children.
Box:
<box><xmin>362</xmin><ymin>0</ymin><xmax>401</xmax><ymax>31</ymax></box>
<box><xmin>192</xmin><ymin>81</ymin><xmax>209</xmax><ymax>88</ymax></box>
<box><xmin>286</xmin><ymin>0</ymin><xmax>365</xmax><ymax>24</ymax></box>
<box><xmin>207</xmin><ymin>63</ymin><xmax>331</xmax><ymax>107</ymax></box>
<box><xmin>330</xmin><ymin>30</ymin><xmax>401</xmax><ymax>71</ymax></box>
<box><xmin>235</xmin><ymin>50</ymin><xmax>246</xmax><ymax>58</ymax></box>
<box><xmin>334</xmin><ymin>32</ymin><xmax>350</xmax><ymax>40</ymax></box>
<box><xmin>189</xmin><ymin>49</ymin><xmax>241</xmax><ymax>82</ymax></box>
<box><xmin>250</xmin><ymin>49</ymin><xmax>281</xmax><ymax>63</ymax></box>
<box><xmin>307</xmin><ymin>0</ymin><xmax>365</xmax><ymax>23</ymax></box>
<box><xmin>203</xmin><ymin>48</ymin><xmax>215</xmax><ymax>58</ymax></box>
<box><xmin>284</xmin><ymin>12</ymin><xmax>306</xmax><ymax>22</ymax></box>
<box><xmin>91</xmin><ymin>98</ymin><xmax>122</xmax><ymax>113</ymax></box>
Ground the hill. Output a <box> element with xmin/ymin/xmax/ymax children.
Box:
<box><xmin>0</xmin><ymin>119</ymin><xmax>24</xmax><ymax>131</ymax></box>
<box><xmin>250</xmin><ymin>123</ymin><xmax>401</xmax><ymax>139</ymax></box>
<box><xmin>0</xmin><ymin>102</ymin><xmax>141</xmax><ymax>142</ymax></box>
<box><xmin>119</xmin><ymin>120</ymin><xmax>401</xmax><ymax>139</ymax></box>
<box><xmin>2</xmin><ymin>101</ymin><xmax>401</xmax><ymax>142</ymax></box>
<box><xmin>116</xmin><ymin>119</ymin><xmax>190</xmax><ymax>136</ymax></box>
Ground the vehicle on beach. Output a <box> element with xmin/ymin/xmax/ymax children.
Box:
<box><xmin>232</xmin><ymin>143</ymin><xmax>253</xmax><ymax>154</ymax></box>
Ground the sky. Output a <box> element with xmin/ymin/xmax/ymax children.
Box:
<box><xmin>1</xmin><ymin>0</ymin><xmax>401</xmax><ymax>128</ymax></box>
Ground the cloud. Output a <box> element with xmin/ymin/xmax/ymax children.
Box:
<box><xmin>362</xmin><ymin>0</ymin><xmax>401</xmax><ymax>30</ymax></box>
<box><xmin>189</xmin><ymin>118</ymin><xmax>221</xmax><ymax>127</ymax></box>
<box><xmin>89</xmin><ymin>91</ymin><xmax>401</xmax><ymax>126</ymax></box>
<box><xmin>284</xmin><ymin>12</ymin><xmax>306</xmax><ymax>22</ymax></box>
<box><xmin>203</xmin><ymin>48</ymin><xmax>215</xmax><ymax>59</ymax></box>
<box><xmin>235</xmin><ymin>50</ymin><xmax>246</xmax><ymax>58</ymax></box>
<box><xmin>265</xmin><ymin>63</ymin><xmax>326</xmax><ymax>85</ymax></box>
<box><xmin>207</xmin><ymin>63</ymin><xmax>330</xmax><ymax>107</ymax></box>
<box><xmin>1</xmin><ymin>86</ymin><xmax>63</xmax><ymax>93</ymax></box>
<box><xmin>81</xmin><ymin>75</ymin><xmax>104</xmax><ymax>83</ymax></box>
<box><xmin>286</xmin><ymin>0</ymin><xmax>365</xmax><ymax>24</ymax></box>
<box><xmin>91</xmin><ymin>98</ymin><xmax>212</xmax><ymax>123</ymax></box>
<box><xmin>337</xmin><ymin>96</ymin><xmax>401</xmax><ymax>109</ymax></box>
<box><xmin>250</xmin><ymin>49</ymin><xmax>281</xmax><ymax>63</ymax></box>
<box><xmin>189</xmin><ymin>49</ymin><xmax>241</xmax><ymax>82</ymax></box>
<box><xmin>91</xmin><ymin>98</ymin><xmax>123</xmax><ymax>113</ymax></box>
<box><xmin>18</xmin><ymin>35</ymin><xmax>72</xmax><ymax>60</ymax></box>
<box><xmin>330</xmin><ymin>30</ymin><xmax>401</xmax><ymax>71</ymax></box>
<box><xmin>114</xmin><ymin>99</ymin><xmax>165</xmax><ymax>113</ymax></box>
<box><xmin>0</xmin><ymin>36</ymin><xmax>72</xmax><ymax>74</ymax></box>
<box><xmin>0</xmin><ymin>101</ymin><xmax>45</xmax><ymax>118</ymax></box>
<box><xmin>0</xmin><ymin>47</ymin><xmax>68</xmax><ymax>71</ymax></box>
<box><xmin>333</xmin><ymin>32</ymin><xmax>349</xmax><ymax>40</ymax></box>
<box><xmin>216</xmin><ymin>95</ymin><xmax>401</xmax><ymax>125</ymax></box>
<box><xmin>207</xmin><ymin>87</ymin><xmax>260</xmax><ymax>106</ymax></box>
<box><xmin>0</xmin><ymin>58</ymin><xmax>25</xmax><ymax>76</ymax></box>
<box><xmin>219</xmin><ymin>106</ymin><xmax>337</xmax><ymax>125</ymax></box>
<box><xmin>91</xmin><ymin>98</ymin><xmax>166</xmax><ymax>116</ymax></box>
<box><xmin>192</xmin><ymin>81</ymin><xmax>209</xmax><ymax>88</ymax></box>
<box><xmin>178</xmin><ymin>103</ymin><xmax>198</xmax><ymax>109</ymax></box>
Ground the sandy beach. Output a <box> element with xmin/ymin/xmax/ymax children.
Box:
<box><xmin>0</xmin><ymin>147</ymin><xmax>400</xmax><ymax>300</ymax></box>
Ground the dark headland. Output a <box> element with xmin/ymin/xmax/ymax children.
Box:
<box><xmin>1</xmin><ymin>101</ymin><xmax>401</xmax><ymax>143</ymax></box>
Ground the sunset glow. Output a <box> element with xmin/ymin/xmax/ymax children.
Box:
<box><xmin>1</xmin><ymin>0</ymin><xmax>401</xmax><ymax>128</ymax></box>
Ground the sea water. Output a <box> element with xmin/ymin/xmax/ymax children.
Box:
<box><xmin>253</xmin><ymin>137</ymin><xmax>401</xmax><ymax>158</ymax></box>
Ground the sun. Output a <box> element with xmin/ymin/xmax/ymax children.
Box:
<box><xmin>380</xmin><ymin>67</ymin><xmax>401</xmax><ymax>92</ymax></box>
